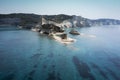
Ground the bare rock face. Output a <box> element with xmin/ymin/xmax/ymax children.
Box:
<box><xmin>60</xmin><ymin>33</ymin><xmax>67</xmax><ymax>39</ymax></box>
<box><xmin>69</xmin><ymin>29</ymin><xmax>80</xmax><ymax>35</ymax></box>
<box><xmin>40</xmin><ymin>24</ymin><xmax>64</xmax><ymax>34</ymax></box>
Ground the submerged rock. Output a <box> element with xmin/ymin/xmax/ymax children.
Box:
<box><xmin>106</xmin><ymin>68</ymin><xmax>120</xmax><ymax>80</ymax></box>
<box><xmin>91</xmin><ymin>63</ymin><xmax>108</xmax><ymax>79</ymax></box>
<box><xmin>2</xmin><ymin>73</ymin><xmax>15</xmax><ymax>80</ymax></box>
<box><xmin>46</xmin><ymin>71</ymin><xmax>62</xmax><ymax>80</ymax></box>
<box><xmin>30</xmin><ymin>53</ymin><xmax>43</xmax><ymax>59</ymax></box>
<box><xmin>72</xmin><ymin>56</ymin><xmax>95</xmax><ymax>80</ymax></box>
<box><xmin>24</xmin><ymin>70</ymin><xmax>35</xmax><ymax>80</ymax></box>
<box><xmin>109</xmin><ymin>57</ymin><xmax>120</xmax><ymax>69</ymax></box>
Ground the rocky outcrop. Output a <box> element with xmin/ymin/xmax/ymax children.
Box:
<box><xmin>40</xmin><ymin>24</ymin><xmax>64</xmax><ymax>34</ymax></box>
<box><xmin>69</xmin><ymin>29</ymin><xmax>80</xmax><ymax>35</ymax></box>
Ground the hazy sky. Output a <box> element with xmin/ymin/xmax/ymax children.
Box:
<box><xmin>0</xmin><ymin>0</ymin><xmax>120</xmax><ymax>19</ymax></box>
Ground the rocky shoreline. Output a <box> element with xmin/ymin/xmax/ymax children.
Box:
<box><xmin>32</xmin><ymin>27</ymin><xmax>75</xmax><ymax>44</ymax></box>
<box><xmin>31</xmin><ymin>17</ymin><xmax>77</xmax><ymax>44</ymax></box>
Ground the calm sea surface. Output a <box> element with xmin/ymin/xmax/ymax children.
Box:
<box><xmin>0</xmin><ymin>25</ymin><xmax>120</xmax><ymax>80</ymax></box>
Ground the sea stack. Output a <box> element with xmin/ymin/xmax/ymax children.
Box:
<box><xmin>69</xmin><ymin>29</ymin><xmax>80</xmax><ymax>35</ymax></box>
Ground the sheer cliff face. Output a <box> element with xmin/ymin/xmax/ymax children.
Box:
<box><xmin>42</xmin><ymin>15</ymin><xmax>90</xmax><ymax>28</ymax></box>
<box><xmin>42</xmin><ymin>16</ymin><xmax>120</xmax><ymax>28</ymax></box>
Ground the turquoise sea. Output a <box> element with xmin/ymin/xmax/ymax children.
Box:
<box><xmin>0</xmin><ymin>25</ymin><xmax>120</xmax><ymax>80</ymax></box>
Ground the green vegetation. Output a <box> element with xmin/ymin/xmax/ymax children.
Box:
<box><xmin>0</xmin><ymin>13</ymin><xmax>41</xmax><ymax>28</ymax></box>
<box><xmin>43</xmin><ymin>14</ymin><xmax>73</xmax><ymax>23</ymax></box>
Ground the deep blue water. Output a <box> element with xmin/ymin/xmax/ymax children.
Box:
<box><xmin>0</xmin><ymin>25</ymin><xmax>120</xmax><ymax>80</ymax></box>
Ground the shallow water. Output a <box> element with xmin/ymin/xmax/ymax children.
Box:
<box><xmin>0</xmin><ymin>25</ymin><xmax>120</xmax><ymax>80</ymax></box>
